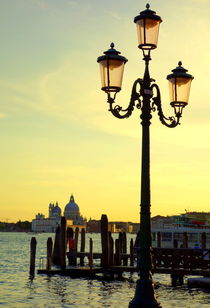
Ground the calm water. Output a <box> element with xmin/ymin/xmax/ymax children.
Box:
<box><xmin>1</xmin><ymin>232</ymin><xmax>210</xmax><ymax>307</ymax></box>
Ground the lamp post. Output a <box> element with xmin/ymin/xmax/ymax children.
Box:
<box><xmin>97</xmin><ymin>4</ymin><xmax>193</xmax><ymax>308</ymax></box>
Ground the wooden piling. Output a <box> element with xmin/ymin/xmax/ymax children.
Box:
<box><xmin>74</xmin><ymin>227</ymin><xmax>79</xmax><ymax>250</ymax></box>
<box><xmin>130</xmin><ymin>238</ymin><xmax>134</xmax><ymax>266</ymax></box>
<box><xmin>67</xmin><ymin>227</ymin><xmax>74</xmax><ymax>265</ymax></box>
<box><xmin>52</xmin><ymin>226</ymin><xmax>61</xmax><ymax>265</ymax></box>
<box><xmin>101</xmin><ymin>214</ymin><xmax>109</xmax><ymax>267</ymax></box>
<box><xmin>119</xmin><ymin>232</ymin><xmax>123</xmax><ymax>252</ymax></box>
<box><xmin>171</xmin><ymin>273</ymin><xmax>184</xmax><ymax>286</ymax></box>
<box><xmin>178</xmin><ymin>275</ymin><xmax>184</xmax><ymax>285</ymax></box>
<box><xmin>201</xmin><ymin>232</ymin><xmax>206</xmax><ymax>249</ymax></box>
<box><xmin>47</xmin><ymin>237</ymin><xmax>53</xmax><ymax>270</ymax></box>
<box><xmin>73</xmin><ymin>227</ymin><xmax>79</xmax><ymax>266</ymax></box>
<box><xmin>118</xmin><ymin>232</ymin><xmax>123</xmax><ymax>265</ymax></box>
<box><xmin>60</xmin><ymin>216</ymin><xmax>66</xmax><ymax>270</ymax></box>
<box><xmin>171</xmin><ymin>273</ymin><xmax>178</xmax><ymax>287</ymax></box>
<box><xmin>115</xmin><ymin>238</ymin><xmax>120</xmax><ymax>265</ymax></box>
<box><xmin>80</xmin><ymin>228</ymin><xmax>86</xmax><ymax>266</ymax></box>
<box><xmin>173</xmin><ymin>239</ymin><xmax>178</xmax><ymax>248</ymax></box>
<box><xmin>89</xmin><ymin>238</ymin><xmax>93</xmax><ymax>270</ymax></box>
<box><xmin>67</xmin><ymin>227</ymin><xmax>74</xmax><ymax>249</ymax></box>
<box><xmin>108</xmin><ymin>232</ymin><xmax>114</xmax><ymax>266</ymax></box>
<box><xmin>157</xmin><ymin>232</ymin><xmax>162</xmax><ymax>248</ymax></box>
<box><xmin>122</xmin><ymin>232</ymin><xmax>127</xmax><ymax>266</ymax></box>
<box><xmin>134</xmin><ymin>231</ymin><xmax>140</xmax><ymax>252</ymax></box>
<box><xmin>183</xmin><ymin>232</ymin><xmax>188</xmax><ymax>248</ymax></box>
<box><xmin>29</xmin><ymin>237</ymin><xmax>37</xmax><ymax>278</ymax></box>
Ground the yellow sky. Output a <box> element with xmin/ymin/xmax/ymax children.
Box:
<box><xmin>0</xmin><ymin>0</ymin><xmax>209</xmax><ymax>223</ymax></box>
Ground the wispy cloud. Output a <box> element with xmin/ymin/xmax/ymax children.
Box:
<box><xmin>108</xmin><ymin>11</ymin><xmax>122</xmax><ymax>21</ymax></box>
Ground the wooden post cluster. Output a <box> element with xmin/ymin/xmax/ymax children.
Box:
<box><xmin>100</xmin><ymin>215</ymin><xmax>134</xmax><ymax>267</ymax></box>
<box><xmin>52</xmin><ymin>218</ymin><xmax>88</xmax><ymax>268</ymax></box>
<box><xmin>35</xmin><ymin>216</ymin><xmax>210</xmax><ymax>285</ymax></box>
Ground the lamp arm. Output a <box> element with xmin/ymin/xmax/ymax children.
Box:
<box><xmin>107</xmin><ymin>79</ymin><xmax>142</xmax><ymax>119</ymax></box>
<box><xmin>151</xmin><ymin>83</ymin><xmax>181</xmax><ymax>128</ymax></box>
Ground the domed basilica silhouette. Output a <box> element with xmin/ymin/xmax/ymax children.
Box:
<box><xmin>32</xmin><ymin>194</ymin><xmax>85</xmax><ymax>232</ymax></box>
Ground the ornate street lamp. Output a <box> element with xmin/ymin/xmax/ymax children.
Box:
<box><xmin>97</xmin><ymin>4</ymin><xmax>193</xmax><ymax>308</ymax></box>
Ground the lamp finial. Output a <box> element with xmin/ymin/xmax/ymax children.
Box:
<box><xmin>146</xmin><ymin>3</ymin><xmax>150</xmax><ymax>9</ymax></box>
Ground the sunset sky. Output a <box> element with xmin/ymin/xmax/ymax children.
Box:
<box><xmin>0</xmin><ymin>0</ymin><xmax>209</xmax><ymax>223</ymax></box>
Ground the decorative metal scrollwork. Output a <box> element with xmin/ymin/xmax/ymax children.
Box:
<box><xmin>107</xmin><ymin>79</ymin><xmax>142</xmax><ymax>119</ymax></box>
<box><xmin>107</xmin><ymin>74</ymin><xmax>182</xmax><ymax>128</ymax></box>
<box><xmin>151</xmin><ymin>83</ymin><xmax>180</xmax><ymax>128</ymax></box>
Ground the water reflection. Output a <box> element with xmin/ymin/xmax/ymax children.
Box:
<box><xmin>1</xmin><ymin>233</ymin><xmax>210</xmax><ymax>307</ymax></box>
<box><xmin>45</xmin><ymin>276</ymin><xmax>70</xmax><ymax>304</ymax></box>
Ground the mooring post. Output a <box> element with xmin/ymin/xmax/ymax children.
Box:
<box><xmin>157</xmin><ymin>231</ymin><xmax>162</xmax><ymax>248</ymax></box>
<box><xmin>171</xmin><ymin>272</ymin><xmax>184</xmax><ymax>286</ymax></box>
<box><xmin>80</xmin><ymin>228</ymin><xmax>86</xmax><ymax>266</ymax></box>
<box><xmin>173</xmin><ymin>239</ymin><xmax>178</xmax><ymax>248</ymax></box>
<box><xmin>122</xmin><ymin>232</ymin><xmax>127</xmax><ymax>266</ymax></box>
<box><xmin>89</xmin><ymin>238</ymin><xmax>93</xmax><ymax>270</ymax></box>
<box><xmin>67</xmin><ymin>227</ymin><xmax>74</xmax><ymax>265</ymax></box>
<box><xmin>171</xmin><ymin>273</ymin><xmax>178</xmax><ymax>287</ymax></box>
<box><xmin>130</xmin><ymin>238</ymin><xmax>134</xmax><ymax>266</ymax></box>
<box><xmin>201</xmin><ymin>232</ymin><xmax>206</xmax><ymax>249</ymax></box>
<box><xmin>108</xmin><ymin>232</ymin><xmax>114</xmax><ymax>266</ymax></box>
<box><xmin>119</xmin><ymin>232</ymin><xmax>123</xmax><ymax>265</ymax></box>
<box><xmin>73</xmin><ymin>227</ymin><xmax>79</xmax><ymax>266</ymax></box>
<box><xmin>183</xmin><ymin>232</ymin><xmax>188</xmax><ymax>248</ymax></box>
<box><xmin>115</xmin><ymin>238</ymin><xmax>120</xmax><ymax>266</ymax></box>
<box><xmin>67</xmin><ymin>227</ymin><xmax>74</xmax><ymax>250</ymax></box>
<box><xmin>116</xmin><ymin>235</ymin><xmax>123</xmax><ymax>278</ymax></box>
<box><xmin>178</xmin><ymin>275</ymin><xmax>184</xmax><ymax>285</ymax></box>
<box><xmin>29</xmin><ymin>237</ymin><xmax>37</xmax><ymax>278</ymax></box>
<box><xmin>47</xmin><ymin>237</ymin><xmax>53</xmax><ymax>270</ymax></box>
<box><xmin>60</xmin><ymin>216</ymin><xmax>66</xmax><ymax>270</ymax></box>
<box><xmin>52</xmin><ymin>226</ymin><xmax>61</xmax><ymax>265</ymax></box>
<box><xmin>101</xmin><ymin>214</ymin><xmax>109</xmax><ymax>267</ymax></box>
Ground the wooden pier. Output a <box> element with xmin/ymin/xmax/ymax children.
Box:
<box><xmin>31</xmin><ymin>215</ymin><xmax>210</xmax><ymax>286</ymax></box>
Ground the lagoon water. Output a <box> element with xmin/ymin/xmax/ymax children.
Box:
<box><xmin>1</xmin><ymin>232</ymin><xmax>210</xmax><ymax>307</ymax></box>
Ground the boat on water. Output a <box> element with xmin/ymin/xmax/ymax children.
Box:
<box><xmin>151</xmin><ymin>213</ymin><xmax>210</xmax><ymax>249</ymax></box>
<box><xmin>152</xmin><ymin>225</ymin><xmax>210</xmax><ymax>248</ymax></box>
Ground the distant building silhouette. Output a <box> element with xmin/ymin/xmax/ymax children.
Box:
<box><xmin>32</xmin><ymin>194</ymin><xmax>85</xmax><ymax>232</ymax></box>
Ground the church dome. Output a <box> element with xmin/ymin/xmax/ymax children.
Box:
<box><xmin>53</xmin><ymin>202</ymin><xmax>61</xmax><ymax>214</ymax></box>
<box><xmin>64</xmin><ymin>194</ymin><xmax>84</xmax><ymax>225</ymax></box>
<box><xmin>64</xmin><ymin>195</ymin><xmax>79</xmax><ymax>212</ymax></box>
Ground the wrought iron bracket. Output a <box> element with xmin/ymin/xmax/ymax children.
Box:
<box><xmin>107</xmin><ymin>79</ymin><xmax>142</xmax><ymax>119</ymax></box>
<box><xmin>151</xmin><ymin>83</ymin><xmax>181</xmax><ymax>128</ymax></box>
<box><xmin>107</xmin><ymin>76</ymin><xmax>182</xmax><ymax>127</ymax></box>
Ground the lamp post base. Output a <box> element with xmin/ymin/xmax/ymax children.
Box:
<box><xmin>129</xmin><ymin>278</ymin><xmax>161</xmax><ymax>308</ymax></box>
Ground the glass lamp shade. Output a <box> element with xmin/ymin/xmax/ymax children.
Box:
<box><xmin>97</xmin><ymin>43</ymin><xmax>127</xmax><ymax>93</ymax></box>
<box><xmin>167</xmin><ymin>62</ymin><xmax>194</xmax><ymax>110</ymax></box>
<box><xmin>134</xmin><ymin>4</ymin><xmax>162</xmax><ymax>50</ymax></box>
